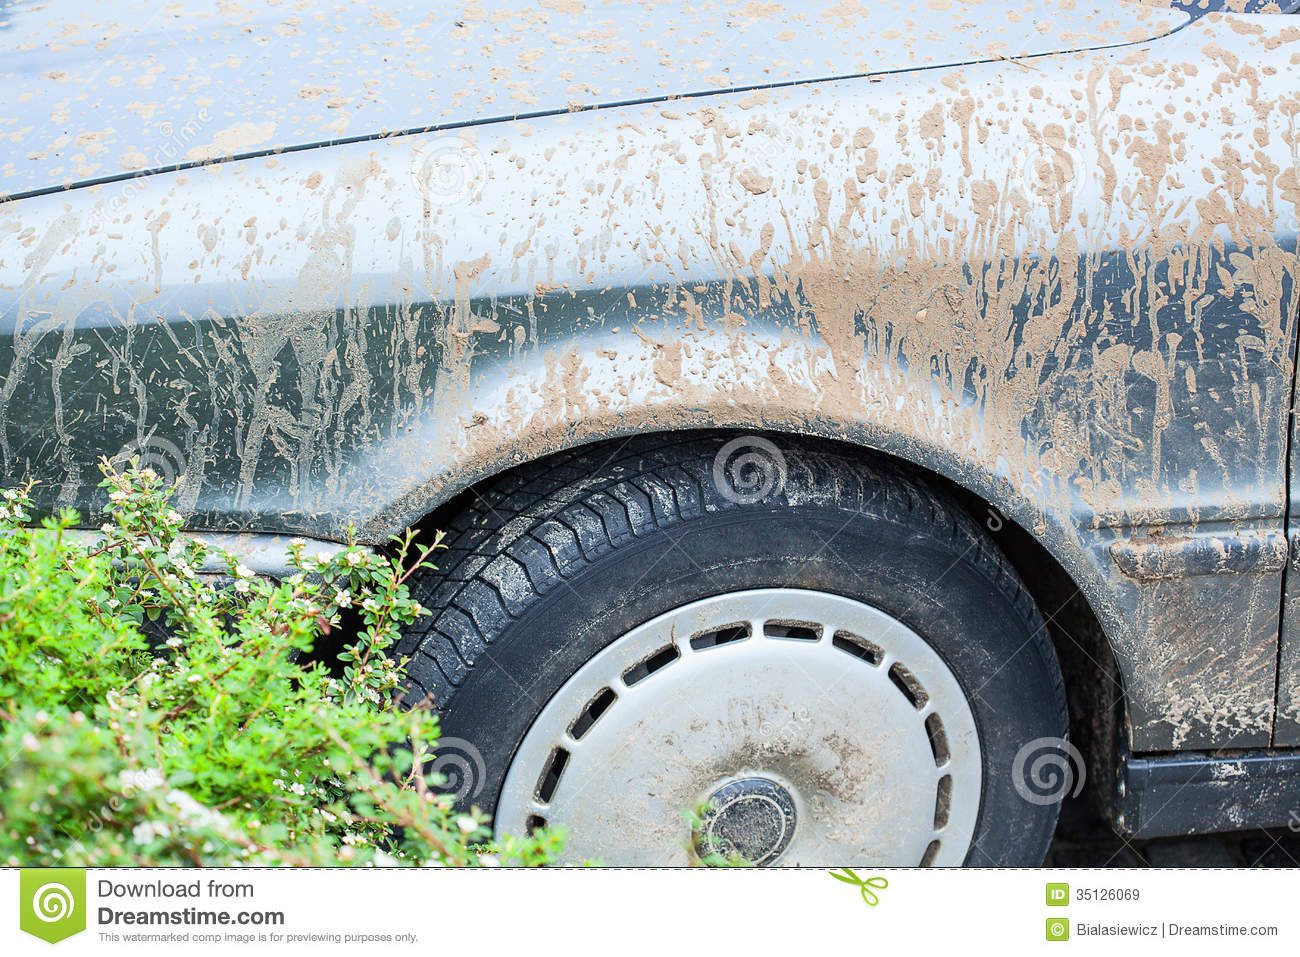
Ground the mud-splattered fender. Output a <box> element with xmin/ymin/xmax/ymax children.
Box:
<box><xmin>2</xmin><ymin>13</ymin><xmax>1299</xmax><ymax>751</ymax></box>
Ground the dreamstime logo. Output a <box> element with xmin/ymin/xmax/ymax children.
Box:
<box><xmin>985</xmin><ymin>506</ymin><xmax>1005</xmax><ymax>533</ymax></box>
<box><xmin>759</xmin><ymin>706</ymin><xmax>812</xmax><ymax>740</ymax></box>
<box><xmin>114</xmin><ymin>436</ymin><xmax>187</xmax><ymax>485</ymax></box>
<box><xmin>712</xmin><ymin>436</ymin><xmax>788</xmax><ymax>505</ymax></box>
<box><xmin>1016</xmin><ymin>138</ymin><xmax>1085</xmax><ymax>211</ymax></box>
<box><xmin>410</xmin><ymin>136</ymin><xmax>487</xmax><ymax>207</ymax></box>
<box><xmin>31</xmin><ymin>883</ymin><xmax>74</xmax><ymax>923</ymax></box>
<box><xmin>740</xmin><ymin>121</ymin><xmax>784</xmax><ymax>179</ymax></box>
<box><xmin>19</xmin><ymin>870</ymin><xmax>86</xmax><ymax>943</ymax></box>
<box><xmin>101</xmin><ymin>109</ymin><xmax>211</xmax><ymax>219</ymax></box>
<box><xmin>430</xmin><ymin>737</ymin><xmax>487</xmax><ymax>803</ymax></box>
<box><xmin>49</xmin><ymin>766</ymin><xmax>169</xmax><ymax>868</ymax></box>
<box><xmin>1012</xmin><ymin>736</ymin><xmax>1086</xmax><ymax>806</ymax></box>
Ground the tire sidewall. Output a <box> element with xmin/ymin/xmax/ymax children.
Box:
<box><xmin>440</xmin><ymin>504</ymin><xmax>1064</xmax><ymax>865</ymax></box>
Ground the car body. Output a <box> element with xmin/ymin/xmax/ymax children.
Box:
<box><xmin>3</xmin><ymin>0</ymin><xmax>1300</xmax><ymax>859</ymax></box>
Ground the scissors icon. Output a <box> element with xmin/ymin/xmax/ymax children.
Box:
<box><xmin>828</xmin><ymin>868</ymin><xmax>889</xmax><ymax>906</ymax></box>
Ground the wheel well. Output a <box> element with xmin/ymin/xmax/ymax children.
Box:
<box><xmin>411</xmin><ymin>428</ymin><xmax>1124</xmax><ymax>822</ymax></box>
<box><xmin>937</xmin><ymin>474</ymin><xmax>1123</xmax><ymax>826</ymax></box>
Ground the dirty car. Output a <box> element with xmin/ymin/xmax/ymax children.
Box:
<box><xmin>3</xmin><ymin>0</ymin><xmax>1300</xmax><ymax>865</ymax></box>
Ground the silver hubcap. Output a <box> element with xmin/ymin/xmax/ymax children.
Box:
<box><xmin>496</xmin><ymin>588</ymin><xmax>982</xmax><ymax>865</ymax></box>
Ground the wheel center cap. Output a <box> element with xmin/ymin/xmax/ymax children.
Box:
<box><xmin>696</xmin><ymin>777</ymin><xmax>797</xmax><ymax>866</ymax></box>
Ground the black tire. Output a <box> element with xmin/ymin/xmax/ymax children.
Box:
<box><xmin>396</xmin><ymin>433</ymin><xmax>1068</xmax><ymax>865</ymax></box>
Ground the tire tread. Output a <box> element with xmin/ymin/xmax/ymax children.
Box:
<box><xmin>403</xmin><ymin>434</ymin><xmax>1064</xmax><ymax>741</ymax></box>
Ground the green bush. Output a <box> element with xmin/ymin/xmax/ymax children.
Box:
<box><xmin>0</xmin><ymin>464</ymin><xmax>560</xmax><ymax>867</ymax></box>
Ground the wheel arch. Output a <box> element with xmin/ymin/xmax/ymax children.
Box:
<box><xmin>404</xmin><ymin>425</ymin><xmax>1126</xmax><ymax>813</ymax></box>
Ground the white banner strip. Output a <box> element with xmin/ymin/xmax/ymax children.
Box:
<box><xmin>3</xmin><ymin>867</ymin><xmax>1296</xmax><ymax>955</ymax></box>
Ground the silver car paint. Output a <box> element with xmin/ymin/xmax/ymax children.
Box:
<box><xmin>1</xmin><ymin>2</ymin><xmax>1299</xmax><ymax>751</ymax></box>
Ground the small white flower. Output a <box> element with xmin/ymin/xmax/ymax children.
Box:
<box><xmin>455</xmin><ymin>815</ymin><xmax>478</xmax><ymax>834</ymax></box>
<box><xmin>234</xmin><ymin>564</ymin><xmax>254</xmax><ymax>579</ymax></box>
<box><xmin>233</xmin><ymin>579</ymin><xmax>250</xmax><ymax>594</ymax></box>
<box><xmin>120</xmin><ymin>768</ymin><xmax>166</xmax><ymax>792</ymax></box>
<box><xmin>166</xmin><ymin>636</ymin><xmax>183</xmax><ymax>648</ymax></box>
<box><xmin>187</xmin><ymin>674</ymin><xmax>202</xmax><ymax>683</ymax></box>
<box><xmin>345</xmin><ymin>550</ymin><xmax>362</xmax><ymax>566</ymax></box>
<box><xmin>132</xmin><ymin>821</ymin><xmax>170</xmax><ymax>844</ymax></box>
<box><xmin>165</xmin><ymin>790</ymin><xmax>222</xmax><ymax>828</ymax></box>
<box><xmin>334</xmin><ymin>590</ymin><xmax>352</xmax><ymax>608</ymax></box>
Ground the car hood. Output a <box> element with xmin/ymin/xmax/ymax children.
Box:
<box><xmin>0</xmin><ymin>0</ymin><xmax>1188</xmax><ymax>202</ymax></box>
